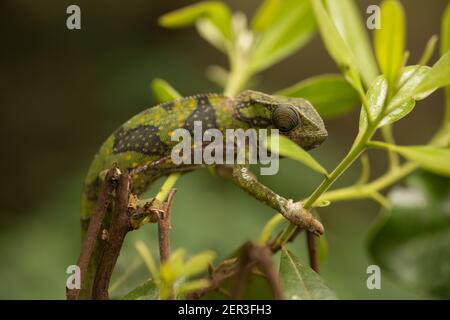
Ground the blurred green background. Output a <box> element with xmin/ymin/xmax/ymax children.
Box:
<box><xmin>0</xmin><ymin>0</ymin><xmax>447</xmax><ymax>299</ymax></box>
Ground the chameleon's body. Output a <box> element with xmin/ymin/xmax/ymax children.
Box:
<box><xmin>81</xmin><ymin>93</ymin><xmax>241</xmax><ymax>221</ymax></box>
<box><xmin>78</xmin><ymin>90</ymin><xmax>327</xmax><ymax>298</ymax></box>
<box><xmin>81</xmin><ymin>91</ymin><xmax>327</xmax><ymax>224</ymax></box>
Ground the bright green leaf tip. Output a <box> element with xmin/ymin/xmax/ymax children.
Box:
<box><xmin>151</xmin><ymin>78</ymin><xmax>182</xmax><ymax>103</ymax></box>
<box><xmin>279</xmin><ymin>247</ymin><xmax>337</xmax><ymax>300</ymax></box>
<box><xmin>375</xmin><ymin>0</ymin><xmax>406</xmax><ymax>90</ymax></box>
<box><xmin>266</xmin><ymin>134</ymin><xmax>328</xmax><ymax>176</ymax></box>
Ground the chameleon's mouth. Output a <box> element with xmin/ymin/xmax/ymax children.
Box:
<box><xmin>302</xmin><ymin>130</ymin><xmax>328</xmax><ymax>150</ymax></box>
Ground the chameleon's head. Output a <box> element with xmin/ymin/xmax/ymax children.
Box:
<box><xmin>236</xmin><ymin>90</ymin><xmax>328</xmax><ymax>150</ymax></box>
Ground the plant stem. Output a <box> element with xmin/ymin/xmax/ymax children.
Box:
<box><xmin>155</xmin><ymin>173</ymin><xmax>180</xmax><ymax>202</ymax></box>
<box><xmin>381</xmin><ymin>125</ymin><xmax>400</xmax><ymax>169</ymax></box>
<box><xmin>318</xmin><ymin>162</ymin><xmax>417</xmax><ymax>203</ymax></box>
<box><xmin>316</xmin><ymin>125</ymin><xmax>450</xmax><ymax>204</ymax></box>
<box><xmin>224</xmin><ymin>61</ymin><xmax>251</xmax><ymax>96</ymax></box>
<box><xmin>275</xmin><ymin>124</ymin><xmax>378</xmax><ymax>247</ymax></box>
<box><xmin>259</xmin><ymin>214</ymin><xmax>285</xmax><ymax>245</ymax></box>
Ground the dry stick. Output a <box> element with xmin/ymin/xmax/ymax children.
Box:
<box><xmin>157</xmin><ymin>188</ymin><xmax>177</xmax><ymax>300</ymax></box>
<box><xmin>307</xmin><ymin>232</ymin><xmax>319</xmax><ymax>273</ymax></box>
<box><xmin>217</xmin><ymin>287</ymin><xmax>231</xmax><ymax>298</ymax></box>
<box><xmin>230</xmin><ymin>242</ymin><xmax>284</xmax><ymax>300</ymax></box>
<box><xmin>67</xmin><ymin>164</ymin><xmax>119</xmax><ymax>300</ymax></box>
<box><xmin>251</xmin><ymin>246</ymin><xmax>284</xmax><ymax>300</ymax></box>
<box><xmin>230</xmin><ymin>242</ymin><xmax>253</xmax><ymax>299</ymax></box>
<box><xmin>92</xmin><ymin>172</ymin><xmax>132</xmax><ymax>300</ymax></box>
<box><xmin>158</xmin><ymin>189</ymin><xmax>177</xmax><ymax>263</ymax></box>
<box><xmin>189</xmin><ymin>244</ymin><xmax>285</xmax><ymax>300</ymax></box>
<box><xmin>186</xmin><ymin>259</ymin><xmax>241</xmax><ymax>299</ymax></box>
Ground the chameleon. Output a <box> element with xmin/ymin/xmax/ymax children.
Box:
<box><xmin>78</xmin><ymin>90</ymin><xmax>327</xmax><ymax>297</ymax></box>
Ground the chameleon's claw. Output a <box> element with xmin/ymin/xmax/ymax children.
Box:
<box><xmin>280</xmin><ymin>199</ymin><xmax>324</xmax><ymax>235</ymax></box>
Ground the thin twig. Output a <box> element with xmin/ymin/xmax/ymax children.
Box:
<box><xmin>217</xmin><ymin>287</ymin><xmax>231</xmax><ymax>298</ymax></box>
<box><xmin>307</xmin><ymin>232</ymin><xmax>319</xmax><ymax>273</ymax></box>
<box><xmin>92</xmin><ymin>172</ymin><xmax>132</xmax><ymax>300</ymax></box>
<box><xmin>156</xmin><ymin>188</ymin><xmax>177</xmax><ymax>300</ymax></box>
<box><xmin>203</xmin><ymin>242</ymin><xmax>285</xmax><ymax>300</ymax></box>
<box><xmin>158</xmin><ymin>189</ymin><xmax>177</xmax><ymax>263</ymax></box>
<box><xmin>67</xmin><ymin>164</ymin><xmax>120</xmax><ymax>300</ymax></box>
<box><xmin>230</xmin><ymin>242</ymin><xmax>253</xmax><ymax>299</ymax></box>
<box><xmin>250</xmin><ymin>245</ymin><xmax>284</xmax><ymax>300</ymax></box>
<box><xmin>186</xmin><ymin>259</ymin><xmax>240</xmax><ymax>300</ymax></box>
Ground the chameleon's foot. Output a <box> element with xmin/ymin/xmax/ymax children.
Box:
<box><xmin>129</xmin><ymin>197</ymin><xmax>163</xmax><ymax>229</ymax></box>
<box><xmin>279</xmin><ymin>199</ymin><xmax>324</xmax><ymax>235</ymax></box>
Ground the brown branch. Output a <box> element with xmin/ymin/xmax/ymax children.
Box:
<box><xmin>307</xmin><ymin>232</ymin><xmax>320</xmax><ymax>273</ymax></box>
<box><xmin>68</xmin><ymin>158</ymin><xmax>179</xmax><ymax>300</ymax></box>
<box><xmin>190</xmin><ymin>242</ymin><xmax>284</xmax><ymax>300</ymax></box>
<box><xmin>186</xmin><ymin>258</ymin><xmax>239</xmax><ymax>300</ymax></box>
<box><xmin>67</xmin><ymin>164</ymin><xmax>120</xmax><ymax>300</ymax></box>
<box><xmin>230</xmin><ymin>242</ymin><xmax>253</xmax><ymax>299</ymax></box>
<box><xmin>250</xmin><ymin>245</ymin><xmax>284</xmax><ymax>300</ymax></box>
<box><xmin>158</xmin><ymin>189</ymin><xmax>176</xmax><ymax>263</ymax></box>
<box><xmin>157</xmin><ymin>188</ymin><xmax>177</xmax><ymax>300</ymax></box>
<box><xmin>92</xmin><ymin>172</ymin><xmax>132</xmax><ymax>300</ymax></box>
<box><xmin>217</xmin><ymin>287</ymin><xmax>231</xmax><ymax>298</ymax></box>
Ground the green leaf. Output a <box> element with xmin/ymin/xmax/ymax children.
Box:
<box><xmin>442</xmin><ymin>3</ymin><xmax>450</xmax><ymax>120</ymax></box>
<box><xmin>266</xmin><ymin>134</ymin><xmax>328</xmax><ymax>175</ymax></box>
<box><xmin>359</xmin><ymin>75</ymin><xmax>388</xmax><ymax>131</ymax></box>
<box><xmin>161</xmin><ymin>248</ymin><xmax>186</xmax><ymax>282</ymax></box>
<box><xmin>158</xmin><ymin>1</ymin><xmax>232</xmax><ymax>40</ymax></box>
<box><xmin>309</xmin><ymin>0</ymin><xmax>353</xmax><ymax>69</ymax></box>
<box><xmin>374</xmin><ymin>0</ymin><xmax>406</xmax><ymax>88</ymax></box>
<box><xmin>367</xmin><ymin>76</ymin><xmax>388</xmax><ymax>120</ymax></box>
<box><xmin>277</xmin><ymin>74</ymin><xmax>359</xmax><ymax>118</ymax></box>
<box><xmin>178</xmin><ymin>279</ymin><xmax>211</xmax><ymax>295</ymax></box>
<box><xmin>122</xmin><ymin>279</ymin><xmax>158</xmax><ymax>300</ymax></box>
<box><xmin>250</xmin><ymin>0</ymin><xmax>316</xmax><ymax>72</ymax></box>
<box><xmin>368</xmin><ymin>171</ymin><xmax>450</xmax><ymax>298</ymax></box>
<box><xmin>151</xmin><ymin>78</ymin><xmax>182</xmax><ymax>103</ymax></box>
<box><xmin>393</xmin><ymin>146</ymin><xmax>450</xmax><ymax>177</ymax></box>
<box><xmin>326</xmin><ymin>0</ymin><xmax>379</xmax><ymax>86</ymax></box>
<box><xmin>359</xmin><ymin>66</ymin><xmax>435</xmax><ymax>129</ymax></box>
<box><xmin>442</xmin><ymin>3</ymin><xmax>450</xmax><ymax>56</ymax></box>
<box><xmin>418</xmin><ymin>35</ymin><xmax>438</xmax><ymax>66</ymax></box>
<box><xmin>393</xmin><ymin>66</ymin><xmax>434</xmax><ymax>103</ymax></box>
<box><xmin>205</xmin><ymin>65</ymin><xmax>229</xmax><ymax>88</ymax></box>
<box><xmin>414</xmin><ymin>50</ymin><xmax>450</xmax><ymax>95</ymax></box>
<box><xmin>251</xmin><ymin>0</ymin><xmax>284</xmax><ymax>32</ymax></box>
<box><xmin>376</xmin><ymin>143</ymin><xmax>450</xmax><ymax>177</ymax></box>
<box><xmin>196</xmin><ymin>18</ymin><xmax>228</xmax><ymax>53</ymax></box>
<box><xmin>379</xmin><ymin>100</ymin><xmax>415</xmax><ymax>128</ymax></box>
<box><xmin>380</xmin><ymin>66</ymin><xmax>434</xmax><ymax>127</ymax></box>
<box><xmin>279</xmin><ymin>247</ymin><xmax>337</xmax><ymax>300</ymax></box>
<box><xmin>309</xmin><ymin>0</ymin><xmax>363</xmax><ymax>92</ymax></box>
<box><xmin>134</xmin><ymin>240</ymin><xmax>159</xmax><ymax>283</ymax></box>
<box><xmin>182</xmin><ymin>251</ymin><xmax>216</xmax><ymax>278</ymax></box>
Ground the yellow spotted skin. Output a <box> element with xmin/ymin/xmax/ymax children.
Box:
<box><xmin>80</xmin><ymin>91</ymin><xmax>327</xmax><ymax>223</ymax></box>
<box><xmin>81</xmin><ymin>93</ymin><xmax>246</xmax><ymax>220</ymax></box>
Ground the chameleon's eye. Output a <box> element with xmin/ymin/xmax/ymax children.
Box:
<box><xmin>272</xmin><ymin>104</ymin><xmax>300</xmax><ymax>132</ymax></box>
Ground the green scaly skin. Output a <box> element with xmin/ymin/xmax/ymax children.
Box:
<box><xmin>79</xmin><ymin>90</ymin><xmax>327</xmax><ymax>298</ymax></box>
